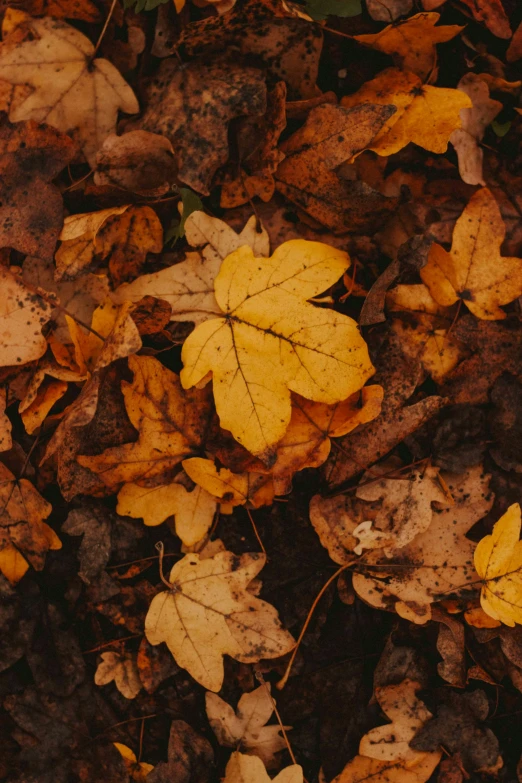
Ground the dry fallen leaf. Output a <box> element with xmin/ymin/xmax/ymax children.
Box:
<box><xmin>341</xmin><ymin>68</ymin><xmax>471</xmax><ymax>157</ymax></box>
<box><xmin>0</xmin><ymin>117</ymin><xmax>75</xmax><ymax>260</ymax></box>
<box><xmin>79</xmin><ymin>355</ymin><xmax>213</xmax><ymax>489</ymax></box>
<box><xmin>95</xmin><ymin>651</ymin><xmax>142</xmax><ymax>699</ymax></box>
<box><xmin>206</xmin><ymin>684</ymin><xmax>290</xmax><ymax>768</ymax></box>
<box><xmin>0</xmin><ymin>266</ymin><xmax>52</xmax><ymax>368</ymax></box>
<box><xmin>450</xmin><ymin>74</ymin><xmax>502</xmax><ymax>186</ymax></box>
<box><xmin>94</xmin><ymin>131</ymin><xmax>178</xmax><ymax>197</ymax></box>
<box><xmin>117</xmin><ymin>479</ymin><xmax>218</xmax><ymax>547</ymax></box>
<box><xmin>113</xmin><ymin>211</ymin><xmax>269</xmax><ymax>326</ymax></box>
<box><xmin>182</xmin><ymin>457</ymin><xmax>275</xmax><ymax>509</ymax></box>
<box><xmin>353</xmin><ymin>13</ymin><xmax>463</xmax><ymax>80</ymax></box>
<box><xmin>0</xmin><ymin>388</ymin><xmax>12</xmax><ymax>452</ymax></box>
<box><xmin>421</xmin><ymin>188</ymin><xmax>522</xmax><ymax>319</ymax></box>
<box><xmin>0</xmin><ymin>10</ymin><xmax>139</xmax><ymax>166</ymax></box>
<box><xmin>475</xmin><ymin>503</ymin><xmax>522</xmax><ymax>627</ymax></box>
<box><xmin>180</xmin><ymin>240</ymin><xmax>374</xmax><ymax>460</ymax></box>
<box><xmin>460</xmin><ymin>0</ymin><xmax>512</xmax><ymax>38</ymax></box>
<box><xmin>366</xmin><ymin>0</ymin><xmax>413</xmax><ymax>22</ymax></box>
<box><xmin>0</xmin><ymin>461</ymin><xmax>61</xmax><ymax>584</ymax></box>
<box><xmin>113</xmin><ymin>743</ymin><xmax>154</xmax><ymax>782</ymax></box>
<box><xmin>223</xmin><ymin>752</ymin><xmax>303</xmax><ymax>783</ymax></box>
<box><xmin>275</xmin><ymin>102</ymin><xmax>397</xmax><ymax>232</ymax></box>
<box><xmin>18</xmin><ymin>360</ymin><xmax>86</xmax><ymax>434</ymax></box>
<box><xmin>21</xmin><ymin>0</ymin><xmax>101</xmax><ymax>21</ymax></box>
<box><xmin>144</xmin><ymin>550</ymin><xmax>295</xmax><ymax>691</ymax></box>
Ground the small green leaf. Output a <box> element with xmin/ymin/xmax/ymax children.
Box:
<box><xmin>303</xmin><ymin>0</ymin><xmax>362</xmax><ymax>21</ymax></box>
<box><xmin>491</xmin><ymin>119</ymin><xmax>511</xmax><ymax>138</ymax></box>
<box><xmin>165</xmin><ymin>188</ymin><xmax>204</xmax><ymax>246</ymax></box>
<box><xmin>123</xmin><ymin>0</ymin><xmax>170</xmax><ymax>13</ymax></box>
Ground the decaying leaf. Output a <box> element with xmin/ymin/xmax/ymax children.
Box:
<box><xmin>460</xmin><ymin>0</ymin><xmax>512</xmax><ymax>38</ymax></box>
<box><xmin>0</xmin><ymin>266</ymin><xmax>52</xmax><ymax>368</ymax></box>
<box><xmin>223</xmin><ymin>752</ymin><xmax>303</xmax><ymax>783</ymax></box>
<box><xmin>0</xmin><ymin>461</ymin><xmax>61</xmax><ymax>583</ymax></box>
<box><xmin>353</xmin><ymin>13</ymin><xmax>463</xmax><ymax>79</ymax></box>
<box><xmin>275</xmin><ymin>102</ymin><xmax>398</xmax><ymax>231</ymax></box>
<box><xmin>421</xmin><ymin>188</ymin><xmax>522</xmax><ymax>319</ymax></box>
<box><xmin>0</xmin><ymin>388</ymin><xmax>12</xmax><ymax>452</ymax></box>
<box><xmin>62</xmin><ymin>505</ymin><xmax>111</xmax><ymax>584</ymax></box>
<box><xmin>144</xmin><ymin>550</ymin><xmax>295</xmax><ymax>690</ymax></box>
<box><xmin>0</xmin><ymin>117</ymin><xmax>75</xmax><ymax>260</ymax></box>
<box><xmin>206</xmin><ymin>684</ymin><xmax>290</xmax><ymax>768</ymax></box>
<box><xmin>475</xmin><ymin>503</ymin><xmax>522</xmax><ymax>626</ymax></box>
<box><xmin>94</xmin><ymin>650</ymin><xmax>142</xmax><ymax>699</ymax></box>
<box><xmin>79</xmin><ymin>355</ymin><xmax>213</xmax><ymax>489</ymax></box>
<box><xmin>94</xmin><ymin>131</ymin><xmax>178</xmax><ymax>197</ymax></box>
<box><xmin>117</xmin><ymin>479</ymin><xmax>218</xmax><ymax>547</ymax></box>
<box><xmin>366</xmin><ymin>0</ymin><xmax>413</xmax><ymax>22</ymax></box>
<box><xmin>181</xmin><ymin>240</ymin><xmax>374</xmax><ymax>460</ymax></box>
<box><xmin>341</xmin><ymin>68</ymin><xmax>471</xmax><ymax>157</ymax></box>
<box><xmin>147</xmin><ymin>719</ymin><xmax>214</xmax><ymax>783</ymax></box>
<box><xmin>0</xmin><ymin>10</ymin><xmax>139</xmax><ymax>166</ymax></box>
<box><xmin>137</xmin><ymin>58</ymin><xmax>266</xmax><ymax>195</ymax></box>
<box><xmin>113</xmin><ymin>211</ymin><xmax>269</xmax><ymax>326</ymax></box>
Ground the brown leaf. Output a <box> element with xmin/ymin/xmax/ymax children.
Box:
<box><xmin>17</xmin><ymin>0</ymin><xmax>101</xmax><ymax>21</ymax></box>
<box><xmin>147</xmin><ymin>720</ymin><xmax>214</xmax><ymax>783</ymax></box>
<box><xmin>94</xmin><ymin>131</ymin><xmax>178</xmax><ymax>197</ymax></box>
<box><xmin>0</xmin><ymin>117</ymin><xmax>75</xmax><ymax>260</ymax></box>
<box><xmin>137</xmin><ymin>59</ymin><xmax>266</xmax><ymax>195</ymax></box>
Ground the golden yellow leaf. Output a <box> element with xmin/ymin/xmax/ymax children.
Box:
<box><xmin>0</xmin><ymin>266</ymin><xmax>52</xmax><ymax>368</ymax></box>
<box><xmin>386</xmin><ymin>284</ymin><xmax>462</xmax><ymax>382</ymax></box>
<box><xmin>420</xmin><ymin>188</ymin><xmax>522</xmax><ymax>319</ymax></box>
<box><xmin>79</xmin><ymin>355</ymin><xmax>213</xmax><ymax>490</ymax></box>
<box><xmin>56</xmin><ymin>206</ymin><xmax>129</xmax><ymax>281</ymax></box>
<box><xmin>223</xmin><ymin>752</ymin><xmax>303</xmax><ymax>783</ymax></box>
<box><xmin>206</xmin><ymin>684</ymin><xmax>290</xmax><ymax>768</ymax></box>
<box><xmin>0</xmin><ymin>11</ymin><xmax>139</xmax><ymax>166</ymax></box>
<box><xmin>180</xmin><ymin>240</ymin><xmax>374</xmax><ymax>461</ymax></box>
<box><xmin>474</xmin><ymin>503</ymin><xmax>522</xmax><ymax>627</ymax></box>
<box><xmin>341</xmin><ymin>68</ymin><xmax>471</xmax><ymax>157</ymax></box>
<box><xmin>114</xmin><ymin>743</ymin><xmax>154</xmax><ymax>782</ymax></box>
<box><xmin>353</xmin><ymin>13</ymin><xmax>463</xmax><ymax>80</ymax></box>
<box><xmin>95</xmin><ymin>651</ymin><xmax>142</xmax><ymax>699</ymax></box>
<box><xmin>0</xmin><ymin>462</ymin><xmax>61</xmax><ymax>583</ymax></box>
<box><xmin>113</xmin><ymin>212</ymin><xmax>269</xmax><ymax>326</ymax></box>
<box><xmin>117</xmin><ymin>480</ymin><xmax>217</xmax><ymax>547</ymax></box>
<box><xmin>144</xmin><ymin>550</ymin><xmax>295</xmax><ymax>691</ymax></box>
<box><xmin>18</xmin><ymin>360</ymin><xmax>87</xmax><ymax>435</ymax></box>
<box><xmin>183</xmin><ymin>458</ymin><xmax>275</xmax><ymax>508</ymax></box>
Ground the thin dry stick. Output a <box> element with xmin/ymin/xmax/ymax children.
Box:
<box><xmin>138</xmin><ymin>717</ymin><xmax>146</xmax><ymax>763</ymax></box>
<box><xmin>83</xmin><ymin>634</ymin><xmax>142</xmax><ymax>654</ymax></box>
<box><xmin>255</xmin><ymin>671</ymin><xmax>298</xmax><ymax>767</ymax></box>
<box><xmin>246</xmin><ymin>507</ymin><xmax>267</xmax><ymax>556</ymax></box>
<box><xmin>156</xmin><ymin>541</ymin><xmax>174</xmax><ymax>588</ymax></box>
<box><xmin>92</xmin><ymin>0</ymin><xmax>118</xmax><ymax>56</ymax></box>
<box><xmin>276</xmin><ymin>561</ymin><xmax>356</xmax><ymax>690</ymax></box>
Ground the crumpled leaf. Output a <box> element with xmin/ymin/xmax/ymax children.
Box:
<box><xmin>0</xmin><ymin>461</ymin><xmax>61</xmax><ymax>584</ymax></box>
<box><xmin>474</xmin><ymin>503</ymin><xmax>522</xmax><ymax>627</ymax></box>
<box><xmin>0</xmin><ymin>266</ymin><xmax>52</xmax><ymax>368</ymax></box>
<box><xmin>0</xmin><ymin>117</ymin><xmax>75</xmax><ymax>260</ymax></box>
<box><xmin>94</xmin><ymin>651</ymin><xmax>142</xmax><ymax>699</ymax></box>
<box><xmin>79</xmin><ymin>355</ymin><xmax>213</xmax><ymax>490</ymax></box>
<box><xmin>117</xmin><ymin>479</ymin><xmax>218</xmax><ymax>547</ymax></box>
<box><xmin>341</xmin><ymin>68</ymin><xmax>471</xmax><ymax>157</ymax></box>
<box><xmin>410</xmin><ymin>689</ymin><xmax>500</xmax><ymax>770</ymax></box>
<box><xmin>206</xmin><ymin>684</ymin><xmax>290</xmax><ymax>768</ymax></box>
<box><xmin>56</xmin><ymin>205</ymin><xmax>163</xmax><ymax>285</ymax></box>
<box><xmin>353</xmin><ymin>13</ymin><xmax>463</xmax><ymax>80</ymax></box>
<box><xmin>351</xmin><ymin>466</ymin><xmax>494</xmax><ymax>623</ymax></box>
<box><xmin>180</xmin><ymin>239</ymin><xmax>374</xmax><ymax>461</ymax></box>
<box><xmin>275</xmin><ymin>102</ymin><xmax>398</xmax><ymax>232</ymax></box>
<box><xmin>113</xmin><ymin>211</ymin><xmax>269</xmax><ymax>326</ymax></box>
<box><xmin>386</xmin><ymin>283</ymin><xmax>462</xmax><ymax>382</ymax></box>
<box><xmin>144</xmin><ymin>550</ymin><xmax>295</xmax><ymax>691</ymax></box>
<box><xmin>94</xmin><ymin>131</ymin><xmax>178</xmax><ymax>197</ymax></box>
<box><xmin>223</xmin><ymin>752</ymin><xmax>303</xmax><ymax>783</ymax></box>
<box><xmin>0</xmin><ymin>10</ymin><xmax>139</xmax><ymax>166</ymax></box>
<box><xmin>113</xmin><ymin>743</ymin><xmax>154</xmax><ymax>782</ymax></box>
<box><xmin>331</xmin><ymin>679</ymin><xmax>441</xmax><ymax>783</ymax></box>
<box><xmin>136</xmin><ymin>58</ymin><xmax>266</xmax><ymax>195</ymax></box>
<box><xmin>147</xmin><ymin>720</ymin><xmax>214</xmax><ymax>783</ymax></box>
<box><xmin>421</xmin><ymin>188</ymin><xmax>522</xmax><ymax>319</ymax></box>
<box><xmin>450</xmin><ymin>74</ymin><xmax>502</xmax><ymax>186</ymax></box>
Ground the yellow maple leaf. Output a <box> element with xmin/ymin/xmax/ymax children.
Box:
<box><xmin>180</xmin><ymin>240</ymin><xmax>374</xmax><ymax>461</ymax></box>
<box><xmin>113</xmin><ymin>743</ymin><xmax>154</xmax><ymax>782</ymax></box>
<box><xmin>353</xmin><ymin>13</ymin><xmax>463</xmax><ymax>80</ymax></box>
<box><xmin>183</xmin><ymin>457</ymin><xmax>275</xmax><ymax>508</ymax></box>
<box><xmin>341</xmin><ymin>68</ymin><xmax>471</xmax><ymax>157</ymax></box>
<box><xmin>79</xmin><ymin>355</ymin><xmax>213</xmax><ymax>489</ymax></box>
<box><xmin>95</xmin><ymin>651</ymin><xmax>141</xmax><ymax>699</ymax></box>
<box><xmin>223</xmin><ymin>752</ymin><xmax>302</xmax><ymax>783</ymax></box>
<box><xmin>0</xmin><ymin>10</ymin><xmax>139</xmax><ymax>166</ymax></box>
<box><xmin>420</xmin><ymin>188</ymin><xmax>522</xmax><ymax>319</ymax></box>
<box><xmin>144</xmin><ymin>550</ymin><xmax>295</xmax><ymax>691</ymax></box>
<box><xmin>474</xmin><ymin>503</ymin><xmax>522</xmax><ymax>627</ymax></box>
<box><xmin>0</xmin><ymin>462</ymin><xmax>61</xmax><ymax>583</ymax></box>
